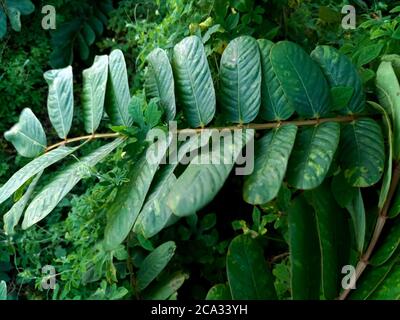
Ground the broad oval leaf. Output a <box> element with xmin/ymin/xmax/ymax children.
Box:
<box><xmin>3</xmin><ymin>172</ymin><xmax>42</xmax><ymax>235</ymax></box>
<box><xmin>305</xmin><ymin>182</ymin><xmax>351</xmax><ymax>299</ymax></box>
<box><xmin>219</xmin><ymin>36</ymin><xmax>261</xmax><ymax>123</ymax></box>
<box><xmin>339</xmin><ymin>118</ymin><xmax>385</xmax><ymax>187</ymax></box>
<box><xmin>4</xmin><ymin>108</ymin><xmax>46</xmax><ymax>158</ymax></box>
<box><xmin>145</xmin><ymin>48</ymin><xmax>176</xmax><ymax>121</ymax></box>
<box><xmin>271</xmin><ymin>41</ymin><xmax>330</xmax><ymax>118</ymax></box>
<box><xmin>167</xmin><ymin>130</ymin><xmax>254</xmax><ymax>217</ymax></box>
<box><xmin>44</xmin><ymin>66</ymin><xmax>74</xmax><ymax>139</ymax></box>
<box><xmin>311</xmin><ymin>45</ymin><xmax>365</xmax><ymax>114</ymax></box>
<box><xmin>243</xmin><ymin>125</ymin><xmax>297</xmax><ymax>204</ymax></box>
<box><xmin>82</xmin><ymin>55</ymin><xmax>108</xmax><ymax>134</ymax></box>
<box><xmin>105</xmin><ymin>49</ymin><xmax>132</xmax><ymax>126</ymax></box>
<box><xmin>287</xmin><ymin>122</ymin><xmax>340</xmax><ymax>190</ymax></box>
<box><xmin>376</xmin><ymin>61</ymin><xmax>400</xmax><ymax>160</ymax></box>
<box><xmin>22</xmin><ymin>139</ymin><xmax>123</xmax><ymax>229</ymax></box>
<box><xmin>206</xmin><ymin>284</ymin><xmax>232</xmax><ymax>300</ymax></box>
<box><xmin>258</xmin><ymin>39</ymin><xmax>295</xmax><ymax>121</ymax></box>
<box><xmin>227</xmin><ymin>234</ymin><xmax>277</xmax><ymax>300</ymax></box>
<box><xmin>136</xmin><ymin>241</ymin><xmax>176</xmax><ymax>292</ymax></box>
<box><xmin>0</xmin><ymin>145</ymin><xmax>81</xmax><ymax>206</ymax></box>
<box><xmin>104</xmin><ymin>137</ymin><xmax>171</xmax><ymax>250</ymax></box>
<box><xmin>172</xmin><ymin>36</ymin><xmax>216</xmax><ymax>128</ymax></box>
<box><xmin>288</xmin><ymin>195</ymin><xmax>321</xmax><ymax>300</ymax></box>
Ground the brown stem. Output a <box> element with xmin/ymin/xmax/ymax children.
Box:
<box><xmin>44</xmin><ymin>116</ymin><xmax>356</xmax><ymax>153</ymax></box>
<box><xmin>339</xmin><ymin>161</ymin><xmax>400</xmax><ymax>300</ymax></box>
<box><xmin>44</xmin><ymin>133</ymin><xmax>121</xmax><ymax>153</ymax></box>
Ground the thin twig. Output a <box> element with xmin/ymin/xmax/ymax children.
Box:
<box><xmin>43</xmin><ymin>116</ymin><xmax>357</xmax><ymax>153</ymax></box>
<box><xmin>339</xmin><ymin>161</ymin><xmax>400</xmax><ymax>300</ymax></box>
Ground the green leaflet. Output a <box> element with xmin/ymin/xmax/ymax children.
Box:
<box><xmin>145</xmin><ymin>48</ymin><xmax>176</xmax><ymax>121</ymax></box>
<box><xmin>271</xmin><ymin>41</ymin><xmax>330</xmax><ymax>118</ymax></box>
<box><xmin>3</xmin><ymin>172</ymin><xmax>42</xmax><ymax>235</ymax></box>
<box><xmin>258</xmin><ymin>39</ymin><xmax>295</xmax><ymax>121</ymax></box>
<box><xmin>243</xmin><ymin>125</ymin><xmax>297</xmax><ymax>204</ymax></box>
<box><xmin>22</xmin><ymin>139</ymin><xmax>123</xmax><ymax>229</ymax></box>
<box><xmin>0</xmin><ymin>145</ymin><xmax>81</xmax><ymax>205</ymax></box>
<box><xmin>206</xmin><ymin>284</ymin><xmax>232</xmax><ymax>300</ymax></box>
<box><xmin>305</xmin><ymin>182</ymin><xmax>350</xmax><ymax>300</ymax></box>
<box><xmin>172</xmin><ymin>36</ymin><xmax>216</xmax><ymax>128</ymax></box>
<box><xmin>345</xmin><ymin>189</ymin><xmax>366</xmax><ymax>254</ymax></box>
<box><xmin>368</xmin><ymin>101</ymin><xmax>393</xmax><ymax>209</ymax></box>
<box><xmin>133</xmin><ymin>132</ymin><xmax>213</xmax><ymax>238</ymax></box>
<box><xmin>311</xmin><ymin>45</ymin><xmax>365</xmax><ymax>114</ymax></box>
<box><xmin>350</xmin><ymin>258</ymin><xmax>397</xmax><ymax>300</ymax></box>
<box><xmin>370</xmin><ymin>219</ymin><xmax>400</xmax><ymax>266</ymax></box>
<box><xmin>167</xmin><ymin>130</ymin><xmax>254</xmax><ymax>217</ymax></box>
<box><xmin>103</xmin><ymin>138</ymin><xmax>170</xmax><ymax>250</ymax></box>
<box><xmin>4</xmin><ymin>108</ymin><xmax>46</xmax><ymax>158</ymax></box>
<box><xmin>44</xmin><ymin>66</ymin><xmax>74</xmax><ymax>139</ymax></box>
<box><xmin>340</xmin><ymin>118</ymin><xmax>385</xmax><ymax>187</ymax></box>
<box><xmin>105</xmin><ymin>49</ymin><xmax>132</xmax><ymax>126</ymax></box>
<box><xmin>142</xmin><ymin>272</ymin><xmax>187</xmax><ymax>300</ymax></box>
<box><xmin>133</xmin><ymin>168</ymin><xmax>177</xmax><ymax>238</ymax></box>
<box><xmin>226</xmin><ymin>234</ymin><xmax>277</xmax><ymax>300</ymax></box>
<box><xmin>0</xmin><ymin>281</ymin><xmax>6</xmax><ymax>300</ymax></box>
<box><xmin>0</xmin><ymin>0</ymin><xmax>35</xmax><ymax>38</ymax></box>
<box><xmin>389</xmin><ymin>186</ymin><xmax>400</xmax><ymax>218</ymax></box>
<box><xmin>287</xmin><ymin>122</ymin><xmax>340</xmax><ymax>190</ymax></box>
<box><xmin>82</xmin><ymin>55</ymin><xmax>108</xmax><ymax>134</ymax></box>
<box><xmin>368</xmin><ymin>261</ymin><xmax>400</xmax><ymax>299</ymax></box>
<box><xmin>288</xmin><ymin>196</ymin><xmax>321</xmax><ymax>300</ymax></box>
<box><xmin>136</xmin><ymin>241</ymin><xmax>176</xmax><ymax>292</ymax></box>
<box><xmin>219</xmin><ymin>36</ymin><xmax>261</xmax><ymax>123</ymax></box>
<box><xmin>376</xmin><ymin>61</ymin><xmax>400</xmax><ymax>160</ymax></box>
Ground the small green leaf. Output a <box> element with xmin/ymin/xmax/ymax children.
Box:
<box><xmin>288</xmin><ymin>196</ymin><xmax>321</xmax><ymax>300</ymax></box>
<box><xmin>4</xmin><ymin>108</ymin><xmax>46</xmax><ymax>158</ymax></box>
<box><xmin>105</xmin><ymin>49</ymin><xmax>132</xmax><ymax>126</ymax></box>
<box><xmin>82</xmin><ymin>55</ymin><xmax>108</xmax><ymax>134</ymax></box>
<box><xmin>357</xmin><ymin>43</ymin><xmax>383</xmax><ymax>66</ymax></box>
<box><xmin>243</xmin><ymin>125</ymin><xmax>297</xmax><ymax>204</ymax></box>
<box><xmin>368</xmin><ymin>262</ymin><xmax>400</xmax><ymax>299</ymax></box>
<box><xmin>206</xmin><ymin>283</ymin><xmax>232</xmax><ymax>300</ymax></box>
<box><xmin>44</xmin><ymin>66</ymin><xmax>74</xmax><ymax>139</ymax></box>
<box><xmin>136</xmin><ymin>241</ymin><xmax>176</xmax><ymax>291</ymax></box>
<box><xmin>227</xmin><ymin>234</ymin><xmax>277</xmax><ymax>300</ymax></box>
<box><xmin>219</xmin><ymin>36</ymin><xmax>261</xmax><ymax>124</ymax></box>
<box><xmin>287</xmin><ymin>122</ymin><xmax>340</xmax><ymax>190</ymax></box>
